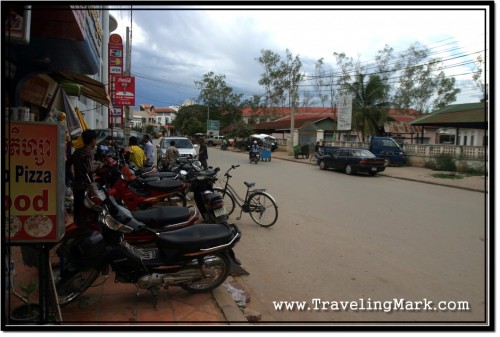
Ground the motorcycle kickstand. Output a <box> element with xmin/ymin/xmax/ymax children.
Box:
<box><xmin>236</xmin><ymin>209</ymin><xmax>243</xmax><ymax>221</ymax></box>
<box><xmin>149</xmin><ymin>286</ymin><xmax>161</xmax><ymax>310</ymax></box>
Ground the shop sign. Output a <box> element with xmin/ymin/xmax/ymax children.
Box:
<box><xmin>110</xmin><ymin>66</ymin><xmax>122</xmax><ymax>74</ymax></box>
<box><xmin>113</xmin><ymin>76</ymin><xmax>135</xmax><ymax>106</ymax></box>
<box><xmin>5</xmin><ymin>122</ymin><xmax>66</xmax><ymax>243</ymax></box>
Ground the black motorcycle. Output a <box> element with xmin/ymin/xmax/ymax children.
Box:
<box><xmin>54</xmin><ymin>183</ymin><xmax>241</xmax><ymax>306</ymax></box>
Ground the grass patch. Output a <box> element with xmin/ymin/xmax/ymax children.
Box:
<box><xmin>432</xmin><ymin>173</ymin><xmax>464</xmax><ymax>180</ymax></box>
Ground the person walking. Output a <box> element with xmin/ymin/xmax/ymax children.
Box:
<box><xmin>65</xmin><ymin>129</ymin><xmax>97</xmax><ymax>220</ymax></box>
<box><xmin>128</xmin><ymin>136</ymin><xmax>146</xmax><ymax>168</ymax></box>
<box><xmin>143</xmin><ymin>134</ymin><xmax>155</xmax><ymax>166</ymax></box>
<box><xmin>198</xmin><ymin>138</ymin><xmax>208</xmax><ymax>170</ymax></box>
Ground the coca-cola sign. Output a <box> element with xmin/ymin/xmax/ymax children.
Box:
<box><xmin>113</xmin><ymin>75</ymin><xmax>135</xmax><ymax>106</ymax></box>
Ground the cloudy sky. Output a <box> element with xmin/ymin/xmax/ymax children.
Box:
<box><xmin>109</xmin><ymin>4</ymin><xmax>488</xmax><ymax>110</ymax></box>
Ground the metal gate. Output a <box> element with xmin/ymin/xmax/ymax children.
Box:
<box><xmin>298</xmin><ymin>122</ymin><xmax>317</xmax><ymax>146</ymax></box>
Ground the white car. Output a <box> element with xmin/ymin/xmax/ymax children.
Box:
<box><xmin>157</xmin><ymin>137</ymin><xmax>198</xmax><ymax>171</ymax></box>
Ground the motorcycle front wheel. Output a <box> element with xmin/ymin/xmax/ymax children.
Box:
<box><xmin>181</xmin><ymin>253</ymin><xmax>230</xmax><ymax>293</ymax></box>
<box><xmin>53</xmin><ymin>265</ymin><xmax>100</xmax><ymax>306</ymax></box>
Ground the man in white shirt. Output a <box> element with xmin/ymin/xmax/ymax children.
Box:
<box><xmin>143</xmin><ymin>134</ymin><xmax>155</xmax><ymax>166</ymax></box>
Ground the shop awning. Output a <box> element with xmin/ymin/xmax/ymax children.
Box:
<box><xmin>50</xmin><ymin>71</ymin><xmax>111</xmax><ymax>106</ymax></box>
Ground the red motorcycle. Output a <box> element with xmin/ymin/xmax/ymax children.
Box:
<box><xmin>94</xmin><ymin>159</ymin><xmax>188</xmax><ymax>211</ymax></box>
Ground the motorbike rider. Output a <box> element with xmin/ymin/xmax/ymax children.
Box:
<box><xmin>249</xmin><ymin>140</ymin><xmax>260</xmax><ymax>161</ymax></box>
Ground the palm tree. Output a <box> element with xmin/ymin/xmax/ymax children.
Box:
<box><xmin>347</xmin><ymin>73</ymin><xmax>391</xmax><ymax>141</ymax></box>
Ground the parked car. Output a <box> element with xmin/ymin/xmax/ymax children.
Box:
<box><xmin>95</xmin><ymin>128</ymin><xmax>125</xmax><ymax>147</ymax></box>
<box><xmin>318</xmin><ymin>148</ymin><xmax>386</xmax><ymax>176</ymax></box>
<box><xmin>156</xmin><ymin>136</ymin><xmax>198</xmax><ymax>171</ymax></box>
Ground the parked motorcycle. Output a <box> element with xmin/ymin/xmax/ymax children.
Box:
<box><xmin>53</xmin><ymin>183</ymin><xmax>242</xmax><ymax>306</ymax></box>
<box><xmin>184</xmin><ymin>167</ymin><xmax>228</xmax><ymax>225</ymax></box>
<box><xmin>94</xmin><ymin>159</ymin><xmax>188</xmax><ymax>210</ymax></box>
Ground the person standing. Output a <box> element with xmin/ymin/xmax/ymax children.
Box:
<box><xmin>128</xmin><ymin>136</ymin><xmax>146</xmax><ymax>168</ymax></box>
<box><xmin>198</xmin><ymin>138</ymin><xmax>208</xmax><ymax>170</ymax></box>
<box><xmin>65</xmin><ymin>129</ymin><xmax>97</xmax><ymax>220</ymax></box>
<box><xmin>143</xmin><ymin>134</ymin><xmax>155</xmax><ymax>166</ymax></box>
<box><xmin>165</xmin><ymin>140</ymin><xmax>180</xmax><ymax>170</ymax></box>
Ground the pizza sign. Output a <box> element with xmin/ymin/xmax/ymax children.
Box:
<box><xmin>5</xmin><ymin>122</ymin><xmax>65</xmax><ymax>242</ymax></box>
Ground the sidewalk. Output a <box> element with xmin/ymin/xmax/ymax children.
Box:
<box><xmin>52</xmin><ymin>148</ymin><xmax>486</xmax><ymax>326</ymax></box>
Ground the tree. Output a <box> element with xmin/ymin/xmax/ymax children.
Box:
<box><xmin>256</xmin><ymin>49</ymin><xmax>303</xmax><ymax>110</ymax></box>
<box><xmin>256</xmin><ymin>49</ymin><xmax>282</xmax><ymax>109</ymax></box>
<box><xmin>392</xmin><ymin>42</ymin><xmax>460</xmax><ymax>113</ymax></box>
<box><xmin>472</xmin><ymin>54</ymin><xmax>486</xmax><ymax>101</ymax></box>
<box><xmin>347</xmin><ymin>73</ymin><xmax>391</xmax><ymax>141</ymax></box>
<box><xmin>230</xmin><ymin>121</ymin><xmax>254</xmax><ymax>139</ymax></box>
<box><xmin>194</xmin><ymin>71</ymin><xmax>243</xmax><ymax>131</ymax></box>
<box><xmin>314</xmin><ymin>58</ymin><xmax>329</xmax><ymax>108</ymax></box>
<box><xmin>173</xmin><ymin>104</ymin><xmax>209</xmax><ymax>136</ymax></box>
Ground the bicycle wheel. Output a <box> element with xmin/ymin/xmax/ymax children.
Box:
<box><xmin>248</xmin><ymin>192</ymin><xmax>278</xmax><ymax>227</ymax></box>
<box><xmin>213</xmin><ymin>187</ymin><xmax>236</xmax><ymax>217</ymax></box>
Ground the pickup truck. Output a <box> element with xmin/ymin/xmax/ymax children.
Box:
<box><xmin>322</xmin><ymin>136</ymin><xmax>406</xmax><ymax>166</ymax></box>
<box><xmin>368</xmin><ymin>136</ymin><xmax>406</xmax><ymax>166</ymax></box>
<box><xmin>205</xmin><ymin>135</ymin><xmax>225</xmax><ymax>146</ymax></box>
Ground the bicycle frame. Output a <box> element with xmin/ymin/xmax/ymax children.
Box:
<box><xmin>217</xmin><ymin>165</ymin><xmax>278</xmax><ymax>227</ymax></box>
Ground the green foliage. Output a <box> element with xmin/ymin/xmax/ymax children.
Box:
<box><xmin>20</xmin><ymin>281</ymin><xmax>38</xmax><ymax>314</ymax></box>
<box><xmin>174</xmin><ymin>104</ymin><xmax>214</xmax><ymax>137</ymax></box>
<box><xmin>195</xmin><ymin>71</ymin><xmax>243</xmax><ymax>115</ymax></box>
<box><xmin>347</xmin><ymin>73</ymin><xmax>391</xmax><ymax>141</ymax></box>
<box><xmin>144</xmin><ymin>124</ymin><xmax>156</xmax><ymax>135</ymax></box>
<box><xmin>431</xmin><ymin>173</ymin><xmax>464</xmax><ymax>180</ymax></box>
<box><xmin>230</xmin><ymin>121</ymin><xmax>254</xmax><ymax>139</ymax></box>
<box><xmin>426</xmin><ymin>154</ymin><xmax>457</xmax><ymax>171</ymax></box>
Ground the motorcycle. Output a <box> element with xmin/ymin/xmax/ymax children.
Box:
<box><xmin>220</xmin><ymin>141</ymin><xmax>228</xmax><ymax>151</ymax></box>
<box><xmin>249</xmin><ymin>151</ymin><xmax>260</xmax><ymax>164</ymax></box>
<box><xmin>54</xmin><ymin>183</ymin><xmax>242</xmax><ymax>307</ymax></box>
<box><xmin>184</xmin><ymin>167</ymin><xmax>228</xmax><ymax>225</ymax></box>
<box><xmin>94</xmin><ymin>159</ymin><xmax>188</xmax><ymax>210</ymax></box>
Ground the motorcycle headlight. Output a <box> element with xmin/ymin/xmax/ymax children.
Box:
<box><xmin>192</xmin><ymin>161</ymin><xmax>202</xmax><ymax>172</ymax></box>
<box><xmin>102</xmin><ymin>213</ymin><xmax>133</xmax><ymax>233</ymax></box>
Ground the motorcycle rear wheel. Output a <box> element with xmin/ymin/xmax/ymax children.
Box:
<box><xmin>181</xmin><ymin>253</ymin><xmax>230</xmax><ymax>293</ymax></box>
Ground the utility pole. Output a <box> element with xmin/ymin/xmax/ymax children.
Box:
<box><xmin>124</xmin><ymin>26</ymin><xmax>131</xmax><ymax>144</ymax></box>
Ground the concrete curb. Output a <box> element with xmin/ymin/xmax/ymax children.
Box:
<box><xmin>212</xmin><ymin>286</ymin><xmax>248</xmax><ymax>324</ymax></box>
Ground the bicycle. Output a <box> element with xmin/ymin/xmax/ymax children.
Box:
<box><xmin>309</xmin><ymin>148</ymin><xmax>324</xmax><ymax>165</ymax></box>
<box><xmin>214</xmin><ymin>165</ymin><xmax>278</xmax><ymax>227</ymax></box>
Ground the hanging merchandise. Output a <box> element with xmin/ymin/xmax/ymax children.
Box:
<box><xmin>71</xmin><ymin>108</ymin><xmax>89</xmax><ymax>148</ymax></box>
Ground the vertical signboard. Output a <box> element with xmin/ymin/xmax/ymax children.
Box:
<box><xmin>108</xmin><ymin>33</ymin><xmax>124</xmax><ymax>127</ymax></box>
<box><xmin>5</xmin><ymin>122</ymin><xmax>65</xmax><ymax>243</ymax></box>
<box><xmin>114</xmin><ymin>75</ymin><xmax>136</xmax><ymax>106</ymax></box>
<box><xmin>337</xmin><ymin>94</ymin><xmax>353</xmax><ymax>131</ymax></box>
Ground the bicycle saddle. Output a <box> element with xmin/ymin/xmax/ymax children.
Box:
<box><xmin>244</xmin><ymin>181</ymin><xmax>255</xmax><ymax>188</ymax></box>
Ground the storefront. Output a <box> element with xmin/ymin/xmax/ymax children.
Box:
<box><xmin>4</xmin><ymin>5</ymin><xmax>112</xmax><ymax>325</ymax></box>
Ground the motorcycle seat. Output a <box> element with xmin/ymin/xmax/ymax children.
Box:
<box><xmin>157</xmin><ymin>223</ymin><xmax>233</xmax><ymax>250</ymax></box>
<box><xmin>132</xmin><ymin>206</ymin><xmax>193</xmax><ymax>227</ymax></box>
<box><xmin>142</xmin><ymin>172</ymin><xmax>178</xmax><ymax>180</ymax></box>
<box><xmin>143</xmin><ymin>179</ymin><xmax>185</xmax><ymax>192</ymax></box>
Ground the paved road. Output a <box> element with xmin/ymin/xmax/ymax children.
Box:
<box><xmin>208</xmin><ymin>147</ymin><xmax>487</xmax><ymax>324</ymax></box>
